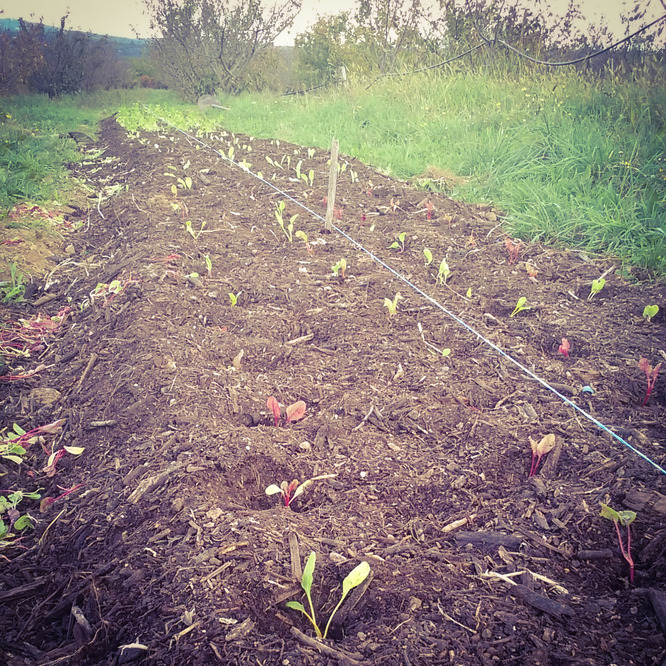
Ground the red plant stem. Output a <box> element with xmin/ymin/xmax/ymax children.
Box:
<box><xmin>614</xmin><ymin>520</ymin><xmax>634</xmax><ymax>582</ymax></box>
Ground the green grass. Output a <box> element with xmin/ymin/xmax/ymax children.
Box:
<box><xmin>2</xmin><ymin>73</ymin><xmax>665</xmax><ymax>275</ymax></box>
<box><xmin>0</xmin><ymin>89</ymin><xmax>162</xmax><ymax>209</ymax></box>
<box><xmin>216</xmin><ymin>71</ymin><xmax>665</xmax><ymax>275</ymax></box>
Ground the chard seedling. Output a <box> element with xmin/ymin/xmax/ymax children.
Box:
<box><xmin>436</xmin><ymin>258</ymin><xmax>451</xmax><ymax>285</ymax></box>
<box><xmin>265</xmin><ymin>474</ymin><xmax>336</xmax><ymax>508</ymax></box>
<box><xmin>642</xmin><ymin>305</ymin><xmax>659</xmax><ymax>322</ymax></box>
<box><xmin>307</xmin><ymin>148</ymin><xmax>315</xmax><ymax>158</ymax></box>
<box><xmin>177</xmin><ymin>176</ymin><xmax>192</xmax><ymax>190</ymax></box>
<box><xmin>505</xmin><ymin>238</ymin><xmax>523</xmax><ymax>264</ymax></box>
<box><xmin>205</xmin><ymin>254</ymin><xmax>212</xmax><ymax>277</ymax></box>
<box><xmin>638</xmin><ymin>357</ymin><xmax>661</xmax><ymax>406</ymax></box>
<box><xmin>389</xmin><ymin>232</ymin><xmax>406</xmax><ymax>252</ymax></box>
<box><xmin>275</xmin><ymin>200</ymin><xmax>298</xmax><ymax>241</ymax></box>
<box><xmin>331</xmin><ymin>258</ymin><xmax>347</xmax><ymax>279</ymax></box>
<box><xmin>510</xmin><ymin>297</ymin><xmax>529</xmax><ymax>317</ymax></box>
<box><xmin>423</xmin><ymin>248</ymin><xmax>433</xmax><ymax>266</ymax></box>
<box><xmin>307</xmin><ymin>169</ymin><xmax>314</xmax><ymax>186</ymax></box>
<box><xmin>43</xmin><ymin>444</ymin><xmax>84</xmax><ymax>478</ymax></box>
<box><xmin>600</xmin><ymin>504</ymin><xmax>636</xmax><ymax>582</ymax></box>
<box><xmin>558</xmin><ymin>338</ymin><xmax>570</xmax><ymax>358</ymax></box>
<box><xmin>266</xmin><ymin>397</ymin><xmax>307</xmax><ymax>426</ymax></box>
<box><xmin>286</xmin><ymin>552</ymin><xmax>371</xmax><ymax>639</ymax></box>
<box><xmin>294</xmin><ymin>160</ymin><xmax>302</xmax><ymax>180</ymax></box>
<box><xmin>588</xmin><ymin>277</ymin><xmax>605</xmax><ymax>300</ymax></box>
<box><xmin>0</xmin><ymin>490</ymin><xmax>41</xmax><ymax>547</ymax></box>
<box><xmin>466</xmin><ymin>287</ymin><xmax>473</xmax><ymax>298</ymax></box>
<box><xmin>528</xmin><ymin>433</ymin><xmax>555</xmax><ymax>477</ymax></box>
<box><xmin>295</xmin><ymin>230</ymin><xmax>313</xmax><ymax>254</ymax></box>
<box><xmin>383</xmin><ymin>292</ymin><xmax>402</xmax><ymax>317</ymax></box>
<box><xmin>185</xmin><ymin>219</ymin><xmax>206</xmax><ymax>239</ymax></box>
<box><xmin>228</xmin><ymin>292</ymin><xmax>241</xmax><ymax>306</ymax></box>
<box><xmin>425</xmin><ymin>200</ymin><xmax>434</xmax><ymax>220</ymax></box>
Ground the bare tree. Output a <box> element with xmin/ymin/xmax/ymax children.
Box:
<box><xmin>144</xmin><ymin>0</ymin><xmax>302</xmax><ymax>99</ymax></box>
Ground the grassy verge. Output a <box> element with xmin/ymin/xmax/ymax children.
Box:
<box><xmin>0</xmin><ymin>89</ymin><xmax>164</xmax><ymax>210</ymax></box>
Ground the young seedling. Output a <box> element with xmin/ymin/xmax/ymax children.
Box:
<box><xmin>638</xmin><ymin>357</ymin><xmax>661</xmax><ymax>406</ymax></box>
<box><xmin>510</xmin><ymin>297</ymin><xmax>529</xmax><ymax>317</ymax></box>
<box><xmin>185</xmin><ymin>219</ymin><xmax>206</xmax><ymax>239</ymax></box>
<box><xmin>528</xmin><ymin>433</ymin><xmax>555</xmax><ymax>477</ymax></box>
<box><xmin>295</xmin><ymin>230</ymin><xmax>313</xmax><ymax>254</ymax></box>
<box><xmin>423</xmin><ymin>248</ymin><xmax>433</xmax><ymax>266</ymax></box>
<box><xmin>466</xmin><ymin>287</ymin><xmax>473</xmax><ymax>299</ymax></box>
<box><xmin>505</xmin><ymin>238</ymin><xmax>523</xmax><ymax>265</ymax></box>
<box><xmin>588</xmin><ymin>277</ymin><xmax>605</xmax><ymax>300</ymax></box>
<box><xmin>558</xmin><ymin>338</ymin><xmax>570</xmax><ymax>358</ymax></box>
<box><xmin>425</xmin><ymin>200</ymin><xmax>434</xmax><ymax>220</ymax></box>
<box><xmin>265</xmin><ymin>474</ymin><xmax>336</xmax><ymax>508</ymax></box>
<box><xmin>177</xmin><ymin>176</ymin><xmax>192</xmax><ymax>190</ymax></box>
<box><xmin>205</xmin><ymin>254</ymin><xmax>213</xmax><ymax>277</ymax></box>
<box><xmin>286</xmin><ymin>552</ymin><xmax>371</xmax><ymax>639</ymax></box>
<box><xmin>642</xmin><ymin>305</ymin><xmax>659</xmax><ymax>322</ymax></box>
<box><xmin>0</xmin><ymin>490</ymin><xmax>41</xmax><ymax>547</ymax></box>
<box><xmin>600</xmin><ymin>504</ymin><xmax>636</xmax><ymax>582</ymax></box>
<box><xmin>331</xmin><ymin>258</ymin><xmax>347</xmax><ymax>279</ymax></box>
<box><xmin>275</xmin><ymin>200</ymin><xmax>298</xmax><ymax>241</ymax></box>
<box><xmin>383</xmin><ymin>293</ymin><xmax>402</xmax><ymax>317</ymax></box>
<box><xmin>436</xmin><ymin>258</ymin><xmax>451</xmax><ymax>285</ymax></box>
<box><xmin>389</xmin><ymin>232</ymin><xmax>407</xmax><ymax>252</ymax></box>
<box><xmin>228</xmin><ymin>292</ymin><xmax>241</xmax><ymax>306</ymax></box>
<box><xmin>266</xmin><ymin>397</ymin><xmax>307</xmax><ymax>426</ymax></box>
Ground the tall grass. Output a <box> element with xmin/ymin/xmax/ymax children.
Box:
<box><xmin>219</xmin><ymin>70</ymin><xmax>665</xmax><ymax>275</ymax></box>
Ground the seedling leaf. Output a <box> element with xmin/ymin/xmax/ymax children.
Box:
<box><xmin>286</xmin><ymin>401</ymin><xmax>306</xmax><ymax>423</ymax></box>
<box><xmin>266</xmin><ymin>396</ymin><xmax>281</xmax><ymax>426</ymax></box>
<box><xmin>643</xmin><ymin>305</ymin><xmax>659</xmax><ymax>321</ymax></box>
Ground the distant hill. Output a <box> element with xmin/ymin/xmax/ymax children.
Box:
<box><xmin>0</xmin><ymin>18</ymin><xmax>147</xmax><ymax>59</ymax></box>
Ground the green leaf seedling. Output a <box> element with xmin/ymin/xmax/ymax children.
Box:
<box><xmin>588</xmin><ymin>277</ymin><xmax>605</xmax><ymax>300</ymax></box>
<box><xmin>510</xmin><ymin>296</ymin><xmax>529</xmax><ymax>317</ymax></box>
<box><xmin>177</xmin><ymin>176</ymin><xmax>192</xmax><ymax>190</ymax></box>
<box><xmin>228</xmin><ymin>292</ymin><xmax>241</xmax><ymax>306</ymax></box>
<box><xmin>275</xmin><ymin>200</ymin><xmax>298</xmax><ymax>242</ymax></box>
<box><xmin>466</xmin><ymin>287</ymin><xmax>473</xmax><ymax>299</ymax></box>
<box><xmin>383</xmin><ymin>292</ymin><xmax>402</xmax><ymax>317</ymax></box>
<box><xmin>436</xmin><ymin>258</ymin><xmax>451</xmax><ymax>285</ymax></box>
<box><xmin>642</xmin><ymin>305</ymin><xmax>659</xmax><ymax>322</ymax></box>
<box><xmin>600</xmin><ymin>503</ymin><xmax>636</xmax><ymax>582</ymax></box>
<box><xmin>389</xmin><ymin>232</ymin><xmax>406</xmax><ymax>251</ymax></box>
<box><xmin>286</xmin><ymin>552</ymin><xmax>371</xmax><ymax>639</ymax></box>
<box><xmin>331</xmin><ymin>258</ymin><xmax>347</xmax><ymax>279</ymax></box>
<box><xmin>423</xmin><ymin>248</ymin><xmax>433</xmax><ymax>266</ymax></box>
<box><xmin>265</xmin><ymin>474</ymin><xmax>336</xmax><ymax>508</ymax></box>
<box><xmin>205</xmin><ymin>254</ymin><xmax>213</xmax><ymax>277</ymax></box>
<box><xmin>295</xmin><ymin>230</ymin><xmax>313</xmax><ymax>254</ymax></box>
<box><xmin>185</xmin><ymin>219</ymin><xmax>206</xmax><ymax>239</ymax></box>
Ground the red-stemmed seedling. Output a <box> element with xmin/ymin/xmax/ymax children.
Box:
<box><xmin>638</xmin><ymin>358</ymin><xmax>661</xmax><ymax>406</ymax></box>
<box><xmin>265</xmin><ymin>474</ymin><xmax>336</xmax><ymax>508</ymax></box>
<box><xmin>528</xmin><ymin>433</ymin><xmax>555</xmax><ymax>477</ymax></box>
<box><xmin>266</xmin><ymin>397</ymin><xmax>307</xmax><ymax>426</ymax></box>
<box><xmin>558</xmin><ymin>338</ymin><xmax>570</xmax><ymax>358</ymax></box>
<box><xmin>505</xmin><ymin>238</ymin><xmax>523</xmax><ymax>265</ymax></box>
<box><xmin>600</xmin><ymin>503</ymin><xmax>636</xmax><ymax>583</ymax></box>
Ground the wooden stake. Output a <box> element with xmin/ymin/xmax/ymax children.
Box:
<box><xmin>325</xmin><ymin>138</ymin><xmax>339</xmax><ymax>231</ymax></box>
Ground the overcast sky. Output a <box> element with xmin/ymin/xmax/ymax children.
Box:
<box><xmin>1</xmin><ymin>0</ymin><xmax>662</xmax><ymax>45</ymax></box>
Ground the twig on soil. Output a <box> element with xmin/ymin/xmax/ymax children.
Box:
<box><xmin>353</xmin><ymin>405</ymin><xmax>375</xmax><ymax>431</ymax></box>
<box><xmin>290</xmin><ymin>627</ymin><xmax>364</xmax><ymax>665</ymax></box>
<box><xmin>73</xmin><ymin>353</ymin><xmax>98</xmax><ymax>394</ymax></box>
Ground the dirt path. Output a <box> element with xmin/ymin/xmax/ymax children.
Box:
<box><xmin>1</xmin><ymin>115</ymin><xmax>665</xmax><ymax>665</ymax></box>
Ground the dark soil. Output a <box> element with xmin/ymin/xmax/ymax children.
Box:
<box><xmin>1</xmin><ymin>115</ymin><xmax>665</xmax><ymax>666</ymax></box>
